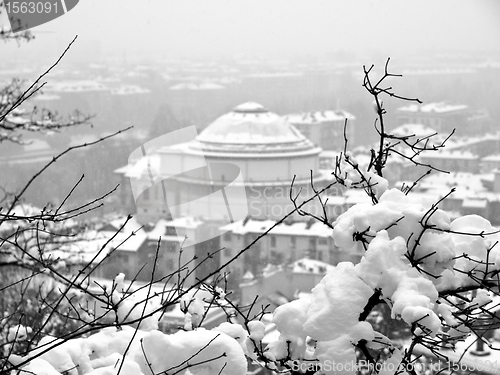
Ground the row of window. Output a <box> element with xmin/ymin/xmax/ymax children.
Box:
<box><xmin>140</xmin><ymin>184</ymin><xmax>167</xmax><ymax>201</ymax></box>
<box><xmin>223</xmin><ymin>247</ymin><xmax>329</xmax><ymax>262</ymax></box>
<box><xmin>223</xmin><ymin>233</ymin><xmax>329</xmax><ymax>247</ymax></box>
<box><xmin>112</xmin><ymin>252</ymin><xmax>177</xmax><ymax>272</ymax></box>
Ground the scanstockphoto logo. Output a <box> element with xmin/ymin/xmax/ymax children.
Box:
<box><xmin>3</xmin><ymin>0</ymin><xmax>79</xmax><ymax>32</ymax></box>
<box><xmin>128</xmin><ymin>126</ymin><xmax>248</xmax><ymax>247</ymax></box>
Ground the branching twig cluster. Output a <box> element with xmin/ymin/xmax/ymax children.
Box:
<box><xmin>237</xmin><ymin>59</ymin><xmax>500</xmax><ymax>375</ymax></box>
<box><xmin>0</xmin><ymin>36</ymin><xmax>93</xmax><ymax>144</ymax></box>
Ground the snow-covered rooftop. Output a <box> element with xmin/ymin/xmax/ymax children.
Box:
<box><xmin>245</xmin><ymin>72</ymin><xmax>303</xmax><ymax>78</ymax></box>
<box><xmin>122</xmin><ymin>154</ymin><xmax>161</xmax><ymax>179</ymax></box>
<box><xmin>482</xmin><ymin>154</ymin><xmax>500</xmax><ymax>162</ymax></box>
<box><xmin>43</xmin><ymin>216</ymin><xmax>149</xmax><ymax>267</ymax></box>
<box><xmin>22</xmin><ymin>139</ymin><xmax>52</xmax><ymax>152</ymax></box>
<box><xmin>148</xmin><ymin>217</ymin><xmax>204</xmax><ymax>236</ymax></box>
<box><xmin>219</xmin><ymin>218</ymin><xmax>332</xmax><ymax>237</ymax></box>
<box><xmin>110</xmin><ymin>85</ymin><xmax>150</xmax><ymax>95</ymax></box>
<box><xmin>169</xmin><ymin>82</ymin><xmax>225</xmax><ymax>90</ymax></box>
<box><xmin>462</xmin><ymin>198</ymin><xmax>488</xmax><ymax>208</ymax></box>
<box><xmin>444</xmin><ymin>132</ymin><xmax>500</xmax><ymax>151</ymax></box>
<box><xmin>391</xmin><ymin>123</ymin><xmax>437</xmax><ymax>138</ymax></box>
<box><xmin>47</xmin><ymin>80</ymin><xmax>108</xmax><ymax>92</ymax></box>
<box><xmin>324</xmin><ymin>190</ymin><xmax>373</xmax><ymax>206</ymax></box>
<box><xmin>397</xmin><ymin>102</ymin><xmax>468</xmax><ymax>114</ymax></box>
<box><xmin>418</xmin><ymin>172</ymin><xmax>494</xmax><ymax>198</ymax></box>
<box><xmin>33</xmin><ymin>93</ymin><xmax>61</xmax><ymax>101</ymax></box>
<box><xmin>319</xmin><ymin>150</ymin><xmax>341</xmax><ymax>158</ymax></box>
<box><xmin>284</xmin><ymin>110</ymin><xmax>355</xmax><ymax>125</ymax></box>
<box><xmin>401</xmin><ymin>67</ymin><xmax>477</xmax><ymax>76</ymax></box>
<box><xmin>292</xmin><ymin>258</ymin><xmax>334</xmax><ymax>274</ymax></box>
<box><xmin>233</xmin><ymin>102</ymin><xmax>266</xmax><ymax>113</ymax></box>
<box><xmin>419</xmin><ymin>150</ymin><xmax>479</xmax><ymax>160</ymax></box>
<box><xmin>196</xmin><ymin>102</ymin><xmax>310</xmax><ymax>146</ymax></box>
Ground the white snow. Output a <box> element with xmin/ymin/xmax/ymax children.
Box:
<box><xmin>391</xmin><ymin>123</ymin><xmax>437</xmax><ymax>138</ymax></box>
<box><xmin>13</xmin><ymin>180</ymin><xmax>500</xmax><ymax>375</ymax></box>
<box><xmin>180</xmin><ymin>288</ymin><xmax>213</xmax><ymax>330</ymax></box>
<box><xmin>247</xmin><ymin>321</ymin><xmax>266</xmax><ymax>342</ymax></box>
<box><xmin>169</xmin><ymin>82</ymin><xmax>225</xmax><ymax>90</ymax></box>
<box><xmin>292</xmin><ymin>258</ymin><xmax>334</xmax><ymax>274</ymax></box>
<box><xmin>110</xmin><ymin>273</ymin><xmax>162</xmax><ymax>331</ymax></box>
<box><xmin>13</xmin><ymin>325</ymin><xmax>246</xmax><ymax>375</ymax></box>
<box><xmin>47</xmin><ymin>80</ymin><xmax>108</xmax><ymax>93</ymax></box>
<box><xmin>133</xmin><ymin>329</ymin><xmax>246</xmax><ymax>375</ymax></box>
<box><xmin>303</xmin><ymin>262</ymin><xmax>374</xmax><ymax>342</ymax></box>
<box><xmin>220</xmin><ymin>218</ymin><xmax>332</xmax><ymax>237</ymax></box>
<box><xmin>7</xmin><ymin>325</ymin><xmax>32</xmax><ymax>342</ymax></box>
<box><xmin>482</xmin><ymin>153</ymin><xmax>500</xmax><ymax>162</ymax></box>
<box><xmin>196</xmin><ymin>103</ymin><xmax>310</xmax><ymax>145</ymax></box>
<box><xmin>110</xmin><ymin>85</ymin><xmax>150</xmax><ymax>95</ymax></box>
<box><xmin>270</xmin><ymin>295</ymin><xmax>311</xmax><ymax>360</ymax></box>
<box><xmin>419</xmin><ymin>149</ymin><xmax>478</xmax><ymax>160</ymax></box>
<box><xmin>265</xmin><ymin>186</ymin><xmax>500</xmax><ymax>374</ymax></box>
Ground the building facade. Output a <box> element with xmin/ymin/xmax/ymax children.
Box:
<box><xmin>118</xmin><ymin>102</ymin><xmax>330</xmax><ymax>226</ymax></box>
<box><xmin>285</xmin><ymin>110</ymin><xmax>355</xmax><ymax>151</ymax></box>
<box><xmin>395</xmin><ymin>102</ymin><xmax>490</xmax><ymax>136</ymax></box>
<box><xmin>218</xmin><ymin>218</ymin><xmax>354</xmax><ymax>281</ymax></box>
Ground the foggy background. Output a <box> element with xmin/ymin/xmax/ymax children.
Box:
<box><xmin>1</xmin><ymin>0</ymin><xmax>499</xmax><ymax>213</ymax></box>
<box><xmin>2</xmin><ymin>0</ymin><xmax>500</xmax><ymax>61</ymax></box>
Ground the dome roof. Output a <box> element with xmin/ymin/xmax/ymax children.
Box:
<box><xmin>196</xmin><ymin>102</ymin><xmax>310</xmax><ymax>147</ymax></box>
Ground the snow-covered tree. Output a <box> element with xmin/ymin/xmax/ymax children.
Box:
<box><xmin>3</xmin><ymin>49</ymin><xmax>500</xmax><ymax>375</ymax></box>
<box><xmin>247</xmin><ymin>59</ymin><xmax>500</xmax><ymax>375</ymax></box>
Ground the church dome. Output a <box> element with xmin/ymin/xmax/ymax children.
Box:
<box><xmin>123</xmin><ymin>102</ymin><xmax>328</xmax><ymax>224</ymax></box>
<box><xmin>195</xmin><ymin>103</ymin><xmax>314</xmax><ymax>153</ymax></box>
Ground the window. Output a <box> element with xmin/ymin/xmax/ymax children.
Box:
<box><xmin>224</xmin><ymin>247</ymin><xmax>232</xmax><ymax>257</ymax></box>
<box><xmin>166</xmin><ymin>226</ymin><xmax>177</xmax><ymax>235</ymax></box>
<box><xmin>270</xmin><ymin>235</ymin><xmax>276</xmax><ymax>248</ymax></box>
<box><xmin>318</xmin><ymin>238</ymin><xmax>328</xmax><ymax>245</ymax></box>
<box><xmin>223</xmin><ymin>232</ymin><xmax>232</xmax><ymax>241</ymax></box>
<box><xmin>270</xmin><ymin>250</ymin><xmax>283</xmax><ymax>264</ymax></box>
<box><xmin>291</xmin><ymin>236</ymin><xmax>296</xmax><ymax>247</ymax></box>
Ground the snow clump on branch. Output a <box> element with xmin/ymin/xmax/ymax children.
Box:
<box><xmin>267</xmin><ymin>188</ymin><xmax>500</xmax><ymax>374</ymax></box>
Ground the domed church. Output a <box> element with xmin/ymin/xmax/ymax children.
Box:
<box><xmin>117</xmin><ymin>102</ymin><xmax>330</xmax><ymax>226</ymax></box>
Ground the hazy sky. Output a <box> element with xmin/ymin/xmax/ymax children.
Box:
<box><xmin>2</xmin><ymin>0</ymin><xmax>500</xmax><ymax>62</ymax></box>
